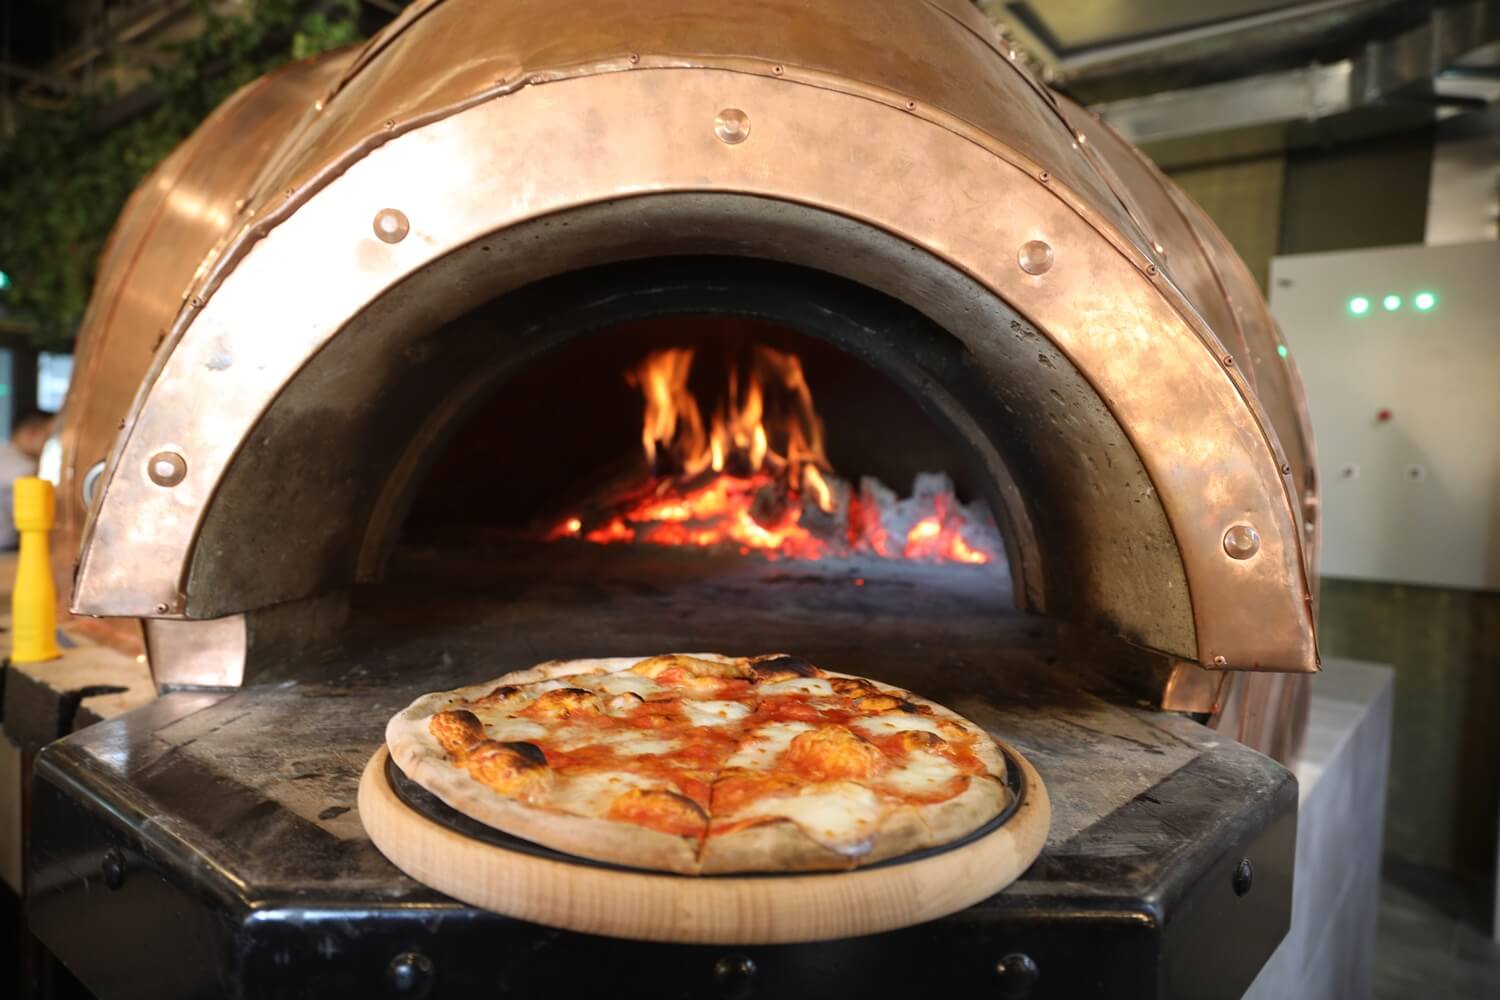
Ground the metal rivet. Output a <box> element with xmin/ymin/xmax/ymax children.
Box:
<box><xmin>147</xmin><ymin>451</ymin><xmax>187</xmax><ymax>487</ymax></box>
<box><xmin>82</xmin><ymin>460</ymin><xmax>106</xmax><ymax>506</ymax></box>
<box><xmin>1076</xmin><ymin>131</ymin><xmax>1087</xmax><ymax>145</ymax></box>
<box><xmin>1223</xmin><ymin>356</ymin><xmax>1235</xmax><ymax>367</ymax></box>
<box><xmin>189</xmin><ymin>296</ymin><xmax>204</xmax><ymax>309</ymax></box>
<box><xmin>1038</xmin><ymin>170</ymin><xmax>1050</xmax><ymax>182</ymax></box>
<box><xmin>383</xmin><ymin>118</ymin><xmax>395</xmax><ymax>130</ymax></box>
<box><xmin>387</xmin><ymin>952</ymin><xmax>434</xmax><ymax>996</ymax></box>
<box><xmin>1212</xmin><ymin>655</ymin><xmax>1228</xmax><ymax>666</ymax></box>
<box><xmin>1223</xmin><ymin>523</ymin><xmax>1260</xmax><ymax>560</ymax></box>
<box><xmin>905</xmin><ymin>99</ymin><xmax>917</xmax><ymax>110</ymax></box>
<box><xmin>1281</xmin><ymin>463</ymin><xmax>1293</xmax><ymax>476</ymax></box>
<box><xmin>995</xmin><ymin>952</ymin><xmax>1040</xmax><ymax>998</ymax></box>
<box><xmin>713</xmin><ymin>955</ymin><xmax>756</xmax><ymax>999</ymax></box>
<box><xmin>1018</xmin><ymin>240</ymin><xmax>1054</xmax><ymax>276</ymax></box>
<box><xmin>373</xmin><ymin>208</ymin><xmax>410</xmax><ymax>244</ymax></box>
<box><xmin>1152</xmin><ymin>241</ymin><xmax>1166</xmax><ymax>255</ymax></box>
<box><xmin>1233</xmin><ymin>858</ymin><xmax>1254</xmax><ymax>896</ymax></box>
<box><xmin>101</xmin><ymin>848</ymin><xmax>126</xmax><ymax>890</ymax></box>
<box><xmin>772</xmin><ymin>64</ymin><xmax>783</xmax><ymax>75</ymax></box>
<box><xmin>154</xmin><ymin>603</ymin><xmax>170</xmax><ymax>615</ymax></box>
<box><xmin>1147</xmin><ymin>264</ymin><xmax>1159</xmax><ymax>276</ymax></box>
<box><xmin>714</xmin><ymin>108</ymin><xmax>751</xmax><ymax>144</ymax></box>
<box><xmin>629</xmin><ymin>53</ymin><xmax>640</xmax><ymax>64</ymax></box>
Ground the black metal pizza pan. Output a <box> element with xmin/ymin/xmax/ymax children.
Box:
<box><xmin>384</xmin><ymin>745</ymin><xmax>1025</xmax><ymax>878</ymax></box>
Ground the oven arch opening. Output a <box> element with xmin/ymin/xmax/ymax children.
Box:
<box><xmin>182</xmin><ymin>248</ymin><xmax>1193</xmax><ymax>677</ymax></box>
<box><xmin>387</xmin><ymin>258</ymin><xmax>1019</xmax><ymax>578</ymax></box>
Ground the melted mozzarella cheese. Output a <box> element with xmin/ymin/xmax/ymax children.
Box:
<box><xmin>682</xmin><ymin>700</ymin><xmax>753</xmax><ymax>727</ymax></box>
<box><xmin>611</xmin><ymin>737</ymin><xmax>680</xmax><ymax>756</ymax></box>
<box><xmin>463</xmin><ymin>712</ymin><xmax>547</xmax><ymax>743</ymax></box>
<box><xmin>723</xmin><ymin>721</ymin><xmax>815</xmax><ymax>770</ymax></box>
<box><xmin>850</xmin><ymin>713</ymin><xmax>956</xmax><ymax>739</ymax></box>
<box><xmin>549</xmin><ymin>770</ymin><xmax>661</xmax><ymax>816</ymax></box>
<box><xmin>586</xmin><ymin>673</ymin><xmax>665</xmax><ymax>699</ymax></box>
<box><xmin>876</xmin><ymin>750</ymin><xmax>964</xmax><ymax>797</ymax></box>
<box><xmin>757</xmin><ymin>677</ymin><xmax>836</xmax><ymax>697</ymax></box>
<box><xmin>549</xmin><ymin>727</ymin><xmax>680</xmax><ymax>756</ymax></box>
<box><xmin>737</xmin><ymin>781</ymin><xmax>884</xmax><ymax>853</ymax></box>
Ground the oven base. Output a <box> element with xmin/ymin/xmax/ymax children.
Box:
<box><xmin>27</xmin><ymin>550</ymin><xmax>1296</xmax><ymax>998</ymax></box>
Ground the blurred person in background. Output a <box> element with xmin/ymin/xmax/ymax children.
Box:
<box><xmin>0</xmin><ymin>411</ymin><xmax>54</xmax><ymax>550</ymax></box>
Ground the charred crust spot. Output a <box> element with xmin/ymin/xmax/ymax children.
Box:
<box><xmin>830</xmin><ymin>677</ymin><xmax>877</xmax><ymax>697</ymax></box>
<box><xmin>895</xmin><ymin>730</ymin><xmax>948</xmax><ymax>753</ymax></box>
<box><xmin>466</xmin><ymin>740</ymin><xmax>553</xmax><ymax>798</ymax></box>
<box><xmin>501</xmin><ymin>741</ymin><xmax>547</xmax><ymax>767</ymax></box>
<box><xmin>469</xmin><ymin>740</ymin><xmax>550</xmax><ymax>774</ymax></box>
<box><xmin>523</xmin><ymin>687</ymin><xmax>601</xmax><ymax>719</ymax></box>
<box><xmin>657</xmin><ymin>789</ymin><xmax>709</xmax><ymax>822</ymax></box>
<box><xmin>429</xmin><ymin>709</ymin><xmax>487</xmax><ymax>756</ymax></box>
<box><xmin>751</xmin><ymin>655</ymin><xmax>821</xmax><ymax>681</ymax></box>
<box><xmin>469</xmin><ymin>684</ymin><xmax>525</xmax><ymax>707</ymax></box>
<box><xmin>606</xmin><ymin>691</ymin><xmax>646</xmax><ymax>713</ymax></box>
<box><xmin>606</xmin><ymin>787</ymin><xmax>710</xmax><ymax>836</ymax></box>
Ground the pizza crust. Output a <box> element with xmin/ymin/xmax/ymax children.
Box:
<box><xmin>386</xmin><ymin>655</ymin><xmax>1015</xmax><ymax>876</ymax></box>
<box><xmin>389</xmin><ymin>680</ymin><xmax>702</xmax><ymax>875</ymax></box>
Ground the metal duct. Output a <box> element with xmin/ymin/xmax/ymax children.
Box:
<box><xmin>1093</xmin><ymin>0</ymin><xmax>1500</xmax><ymax>144</ymax></box>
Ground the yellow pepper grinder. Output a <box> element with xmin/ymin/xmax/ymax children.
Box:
<box><xmin>12</xmin><ymin>476</ymin><xmax>60</xmax><ymax>663</ymax></box>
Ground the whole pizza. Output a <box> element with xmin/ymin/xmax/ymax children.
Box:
<box><xmin>386</xmin><ymin>653</ymin><xmax>1012</xmax><ymax>875</ymax></box>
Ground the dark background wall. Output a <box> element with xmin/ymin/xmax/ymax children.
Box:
<box><xmin>1155</xmin><ymin>126</ymin><xmax>1500</xmax><ymax>882</ymax></box>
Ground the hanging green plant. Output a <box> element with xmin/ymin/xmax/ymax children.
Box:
<box><xmin>0</xmin><ymin>0</ymin><xmax>363</xmax><ymax>345</ymax></box>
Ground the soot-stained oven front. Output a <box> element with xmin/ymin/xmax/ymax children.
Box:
<box><xmin>28</xmin><ymin>2</ymin><xmax>1317</xmax><ymax>997</ymax></box>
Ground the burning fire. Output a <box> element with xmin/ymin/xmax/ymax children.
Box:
<box><xmin>551</xmin><ymin>346</ymin><xmax>997</xmax><ymax>565</ymax></box>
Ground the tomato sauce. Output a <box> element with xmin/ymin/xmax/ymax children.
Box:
<box><xmin>752</xmin><ymin>695</ymin><xmax>853</xmax><ymax>725</ymax></box>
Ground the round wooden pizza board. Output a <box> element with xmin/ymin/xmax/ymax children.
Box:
<box><xmin>359</xmin><ymin>742</ymin><xmax>1050</xmax><ymax>945</ymax></box>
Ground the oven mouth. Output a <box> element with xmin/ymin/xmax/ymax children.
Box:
<box><xmin>395</xmin><ymin>255</ymin><xmax>1009</xmax><ymax>572</ymax></box>
<box><xmin>384</xmin><ymin>745</ymin><xmax>1026</xmax><ymax>878</ymax></box>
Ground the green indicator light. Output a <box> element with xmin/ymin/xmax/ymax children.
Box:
<box><xmin>1383</xmin><ymin>294</ymin><xmax>1402</xmax><ymax>312</ymax></box>
<box><xmin>1414</xmin><ymin>291</ymin><xmax>1436</xmax><ymax>311</ymax></box>
<box><xmin>1348</xmin><ymin>296</ymin><xmax>1371</xmax><ymax>316</ymax></box>
<box><xmin>0</xmin><ymin>270</ymin><xmax>10</xmax><ymax>291</ymax></box>
<box><xmin>1276</xmin><ymin>344</ymin><xmax>1289</xmax><ymax>359</ymax></box>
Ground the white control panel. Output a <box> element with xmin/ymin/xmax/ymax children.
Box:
<box><xmin>1269</xmin><ymin>240</ymin><xmax>1500</xmax><ymax>591</ymax></box>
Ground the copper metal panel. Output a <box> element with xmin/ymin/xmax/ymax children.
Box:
<box><xmin>51</xmin><ymin>52</ymin><xmax>353</xmax><ymax>645</ymax></box>
<box><xmin>165</xmin><ymin>0</ymin><xmax>1154</xmax><ymax>325</ymax></box>
<box><xmin>1072</xmin><ymin>100</ymin><xmax>1320</xmax><ymax>581</ymax></box>
<box><xmin>1168</xmin><ymin>189</ymin><xmax>1322</xmax><ymax>576</ymax></box>
<box><xmin>72</xmin><ymin>65</ymin><xmax>1316</xmax><ymax>675</ymax></box>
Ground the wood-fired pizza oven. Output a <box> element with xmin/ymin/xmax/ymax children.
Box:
<box><xmin>28</xmin><ymin>2</ymin><xmax>1320</xmax><ymax>996</ymax></box>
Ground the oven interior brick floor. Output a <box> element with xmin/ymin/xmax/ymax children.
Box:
<box><xmin>1374</xmin><ymin>860</ymin><xmax>1500</xmax><ymax>999</ymax></box>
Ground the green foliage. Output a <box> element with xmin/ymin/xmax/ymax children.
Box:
<box><xmin>0</xmin><ymin>0</ymin><xmax>363</xmax><ymax>343</ymax></box>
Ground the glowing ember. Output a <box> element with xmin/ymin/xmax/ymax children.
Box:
<box><xmin>549</xmin><ymin>346</ymin><xmax>1000</xmax><ymax>564</ymax></box>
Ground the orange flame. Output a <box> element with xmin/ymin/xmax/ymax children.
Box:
<box><xmin>552</xmin><ymin>346</ymin><xmax>994</xmax><ymax>565</ymax></box>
